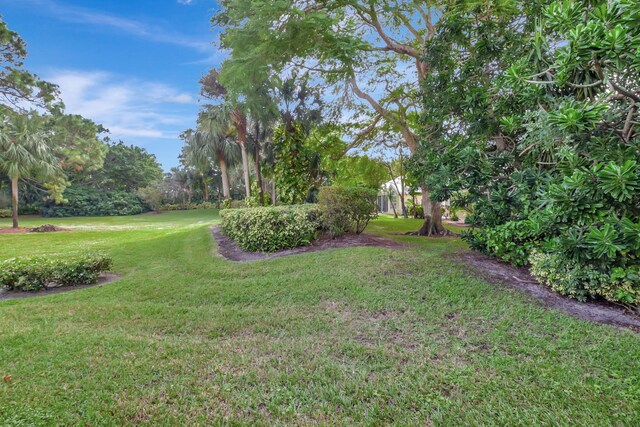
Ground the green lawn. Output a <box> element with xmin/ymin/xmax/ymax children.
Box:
<box><xmin>1</xmin><ymin>210</ymin><xmax>639</xmax><ymax>425</ymax></box>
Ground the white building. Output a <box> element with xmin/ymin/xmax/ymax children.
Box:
<box><xmin>377</xmin><ymin>177</ymin><xmax>422</xmax><ymax>216</ymax></box>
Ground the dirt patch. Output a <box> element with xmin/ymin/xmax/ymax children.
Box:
<box><xmin>28</xmin><ymin>224</ymin><xmax>65</xmax><ymax>233</ymax></box>
<box><xmin>0</xmin><ymin>273</ymin><xmax>121</xmax><ymax>301</ymax></box>
<box><xmin>0</xmin><ymin>225</ymin><xmax>71</xmax><ymax>234</ymax></box>
<box><xmin>458</xmin><ymin>251</ymin><xmax>640</xmax><ymax>332</ymax></box>
<box><xmin>0</xmin><ymin>228</ymin><xmax>29</xmax><ymax>234</ymax></box>
<box><xmin>211</xmin><ymin>226</ymin><xmax>404</xmax><ymax>262</ymax></box>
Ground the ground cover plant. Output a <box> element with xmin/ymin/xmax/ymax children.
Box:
<box><xmin>1</xmin><ymin>210</ymin><xmax>640</xmax><ymax>425</ymax></box>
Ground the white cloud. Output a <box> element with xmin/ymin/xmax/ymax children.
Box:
<box><xmin>178</xmin><ymin>0</ymin><xmax>194</xmax><ymax>4</ymax></box>
<box><xmin>48</xmin><ymin>69</ymin><xmax>197</xmax><ymax>141</ymax></box>
<box><xmin>29</xmin><ymin>0</ymin><xmax>210</xmax><ymax>52</ymax></box>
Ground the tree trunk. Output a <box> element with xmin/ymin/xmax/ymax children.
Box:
<box><xmin>253</xmin><ymin>145</ymin><xmax>264</xmax><ymax>205</ymax></box>
<box><xmin>220</xmin><ymin>159</ymin><xmax>230</xmax><ymax>199</ymax></box>
<box><xmin>11</xmin><ymin>176</ymin><xmax>19</xmax><ymax>229</ymax></box>
<box><xmin>240</xmin><ymin>142</ymin><xmax>251</xmax><ymax>198</ymax></box>
<box><xmin>414</xmin><ymin>185</ymin><xmax>448</xmax><ymax>236</ymax></box>
<box><xmin>202</xmin><ymin>175</ymin><xmax>209</xmax><ymax>202</ymax></box>
<box><xmin>231</xmin><ymin>108</ymin><xmax>251</xmax><ymax>198</ymax></box>
<box><xmin>271</xmin><ymin>181</ymin><xmax>276</xmax><ymax>205</ymax></box>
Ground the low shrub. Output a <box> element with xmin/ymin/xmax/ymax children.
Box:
<box><xmin>41</xmin><ymin>186</ymin><xmax>148</xmax><ymax>217</ymax></box>
<box><xmin>160</xmin><ymin>201</ymin><xmax>219</xmax><ymax>211</ymax></box>
<box><xmin>318</xmin><ymin>186</ymin><xmax>378</xmax><ymax>237</ymax></box>
<box><xmin>0</xmin><ymin>253</ymin><xmax>113</xmax><ymax>292</ymax></box>
<box><xmin>221</xmin><ymin>199</ymin><xmax>246</xmax><ymax>209</ymax></box>
<box><xmin>0</xmin><ymin>209</ymin><xmax>11</xmax><ymax>218</ymax></box>
<box><xmin>407</xmin><ymin>202</ymin><xmax>424</xmax><ymax>219</ymax></box>
<box><xmin>530</xmin><ymin>250</ymin><xmax>640</xmax><ymax>309</ymax></box>
<box><xmin>221</xmin><ymin>204</ymin><xmax>321</xmax><ymax>252</ymax></box>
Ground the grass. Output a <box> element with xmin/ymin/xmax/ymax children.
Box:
<box><xmin>1</xmin><ymin>210</ymin><xmax>639</xmax><ymax>425</ymax></box>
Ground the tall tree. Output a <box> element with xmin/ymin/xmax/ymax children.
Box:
<box><xmin>200</xmin><ymin>70</ymin><xmax>252</xmax><ymax>198</ymax></box>
<box><xmin>0</xmin><ymin>112</ymin><xmax>60</xmax><ymax>228</ymax></box>
<box><xmin>184</xmin><ymin>107</ymin><xmax>240</xmax><ymax>199</ymax></box>
<box><xmin>213</xmin><ymin>0</ymin><xmax>448</xmax><ymax>234</ymax></box>
<box><xmin>1</xmin><ymin>16</ymin><xmax>60</xmax><ymax>112</ymax></box>
<box><xmin>87</xmin><ymin>142</ymin><xmax>163</xmax><ymax>192</ymax></box>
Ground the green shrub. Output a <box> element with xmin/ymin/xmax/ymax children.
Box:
<box><xmin>318</xmin><ymin>186</ymin><xmax>378</xmax><ymax>237</ymax></box>
<box><xmin>221</xmin><ymin>204</ymin><xmax>321</xmax><ymax>252</ymax></box>
<box><xmin>0</xmin><ymin>253</ymin><xmax>113</xmax><ymax>292</ymax></box>
<box><xmin>530</xmin><ymin>250</ymin><xmax>640</xmax><ymax>309</ymax></box>
<box><xmin>221</xmin><ymin>199</ymin><xmax>246</xmax><ymax>210</ymax></box>
<box><xmin>41</xmin><ymin>186</ymin><xmax>148</xmax><ymax>217</ymax></box>
<box><xmin>407</xmin><ymin>201</ymin><xmax>424</xmax><ymax>219</ymax></box>
<box><xmin>451</xmin><ymin>214</ymin><xmax>459</xmax><ymax>222</ymax></box>
<box><xmin>159</xmin><ymin>202</ymin><xmax>218</xmax><ymax>211</ymax></box>
<box><xmin>0</xmin><ymin>209</ymin><xmax>11</xmax><ymax>218</ymax></box>
<box><xmin>463</xmin><ymin>217</ymin><xmax>549</xmax><ymax>266</ymax></box>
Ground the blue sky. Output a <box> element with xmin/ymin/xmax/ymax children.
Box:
<box><xmin>0</xmin><ymin>0</ymin><xmax>222</xmax><ymax>170</ymax></box>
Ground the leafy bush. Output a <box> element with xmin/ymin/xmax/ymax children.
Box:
<box><xmin>160</xmin><ymin>201</ymin><xmax>219</xmax><ymax>211</ymax></box>
<box><xmin>0</xmin><ymin>209</ymin><xmax>11</xmax><ymax>218</ymax></box>
<box><xmin>0</xmin><ymin>253</ymin><xmax>113</xmax><ymax>292</ymax></box>
<box><xmin>464</xmin><ymin>217</ymin><xmax>549</xmax><ymax>266</ymax></box>
<box><xmin>41</xmin><ymin>186</ymin><xmax>148</xmax><ymax>217</ymax></box>
<box><xmin>406</xmin><ymin>200</ymin><xmax>424</xmax><ymax>219</ymax></box>
<box><xmin>221</xmin><ymin>199</ymin><xmax>246</xmax><ymax>210</ymax></box>
<box><xmin>415</xmin><ymin>0</ymin><xmax>640</xmax><ymax>308</ymax></box>
<box><xmin>317</xmin><ymin>186</ymin><xmax>378</xmax><ymax>237</ymax></box>
<box><xmin>221</xmin><ymin>204</ymin><xmax>321</xmax><ymax>252</ymax></box>
<box><xmin>137</xmin><ymin>185</ymin><xmax>164</xmax><ymax>211</ymax></box>
<box><xmin>530</xmin><ymin>251</ymin><xmax>640</xmax><ymax>309</ymax></box>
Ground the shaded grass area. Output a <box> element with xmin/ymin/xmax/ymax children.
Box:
<box><xmin>1</xmin><ymin>210</ymin><xmax>639</xmax><ymax>425</ymax></box>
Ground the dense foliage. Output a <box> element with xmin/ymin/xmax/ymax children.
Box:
<box><xmin>41</xmin><ymin>186</ymin><xmax>148</xmax><ymax>217</ymax></box>
<box><xmin>221</xmin><ymin>204</ymin><xmax>321</xmax><ymax>252</ymax></box>
<box><xmin>318</xmin><ymin>186</ymin><xmax>378</xmax><ymax>237</ymax></box>
<box><xmin>0</xmin><ymin>253</ymin><xmax>112</xmax><ymax>292</ymax></box>
<box><xmin>418</xmin><ymin>0</ymin><xmax>640</xmax><ymax>308</ymax></box>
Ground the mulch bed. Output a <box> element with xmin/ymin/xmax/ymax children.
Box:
<box><xmin>458</xmin><ymin>251</ymin><xmax>640</xmax><ymax>332</ymax></box>
<box><xmin>211</xmin><ymin>226</ymin><xmax>404</xmax><ymax>262</ymax></box>
<box><xmin>0</xmin><ymin>225</ymin><xmax>70</xmax><ymax>234</ymax></box>
<box><xmin>0</xmin><ymin>273</ymin><xmax>121</xmax><ymax>301</ymax></box>
<box><xmin>0</xmin><ymin>228</ymin><xmax>30</xmax><ymax>234</ymax></box>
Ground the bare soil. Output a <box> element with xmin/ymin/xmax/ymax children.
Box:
<box><xmin>0</xmin><ymin>228</ymin><xmax>29</xmax><ymax>234</ymax></box>
<box><xmin>0</xmin><ymin>273</ymin><xmax>121</xmax><ymax>301</ymax></box>
<box><xmin>212</xmin><ymin>226</ymin><xmax>404</xmax><ymax>262</ymax></box>
<box><xmin>0</xmin><ymin>225</ymin><xmax>70</xmax><ymax>234</ymax></box>
<box><xmin>458</xmin><ymin>251</ymin><xmax>640</xmax><ymax>332</ymax></box>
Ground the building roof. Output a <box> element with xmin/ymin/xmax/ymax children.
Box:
<box><xmin>380</xmin><ymin>177</ymin><xmax>421</xmax><ymax>195</ymax></box>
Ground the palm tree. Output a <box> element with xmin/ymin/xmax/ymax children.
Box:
<box><xmin>230</xmin><ymin>107</ymin><xmax>251</xmax><ymax>199</ymax></box>
<box><xmin>184</xmin><ymin>108</ymin><xmax>239</xmax><ymax>200</ymax></box>
<box><xmin>0</xmin><ymin>113</ymin><xmax>60</xmax><ymax>228</ymax></box>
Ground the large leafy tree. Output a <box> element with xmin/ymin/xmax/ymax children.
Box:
<box><xmin>213</xmin><ymin>0</ymin><xmax>450</xmax><ymax>234</ymax></box>
<box><xmin>1</xmin><ymin>16</ymin><xmax>60</xmax><ymax>113</ymax></box>
<box><xmin>0</xmin><ymin>112</ymin><xmax>60</xmax><ymax>228</ymax></box>
<box><xmin>86</xmin><ymin>142</ymin><xmax>163</xmax><ymax>192</ymax></box>
<box><xmin>50</xmin><ymin>114</ymin><xmax>108</xmax><ymax>178</ymax></box>
<box><xmin>421</xmin><ymin>0</ymin><xmax>640</xmax><ymax>308</ymax></box>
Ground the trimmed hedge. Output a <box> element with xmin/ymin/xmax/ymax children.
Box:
<box><xmin>221</xmin><ymin>204</ymin><xmax>321</xmax><ymax>252</ymax></box>
<box><xmin>0</xmin><ymin>253</ymin><xmax>113</xmax><ymax>292</ymax></box>
<box><xmin>0</xmin><ymin>209</ymin><xmax>11</xmax><ymax>218</ymax></box>
<box><xmin>318</xmin><ymin>186</ymin><xmax>378</xmax><ymax>237</ymax></box>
